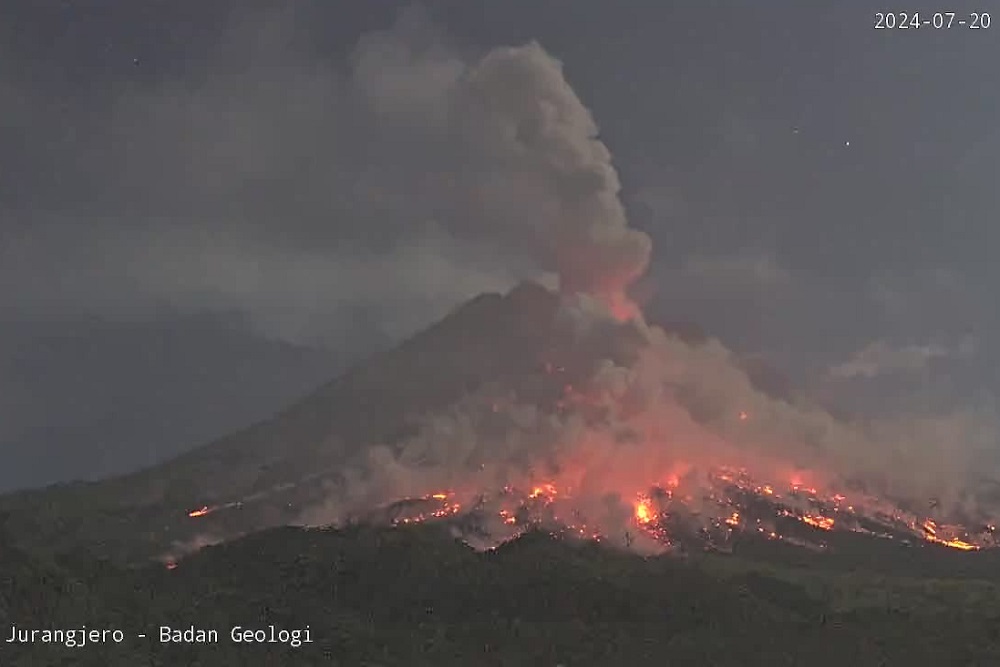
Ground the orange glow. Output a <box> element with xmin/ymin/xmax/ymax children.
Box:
<box><xmin>530</xmin><ymin>483</ymin><xmax>558</xmax><ymax>499</ymax></box>
<box><xmin>790</xmin><ymin>482</ymin><xmax>818</xmax><ymax>496</ymax></box>
<box><xmin>923</xmin><ymin>532</ymin><xmax>979</xmax><ymax>551</ymax></box>
<box><xmin>247</xmin><ymin>442</ymin><xmax>996</xmax><ymax>553</ymax></box>
<box><xmin>801</xmin><ymin>514</ymin><xmax>834</xmax><ymax>531</ymax></box>
<box><xmin>431</xmin><ymin>504</ymin><xmax>461</xmax><ymax>518</ymax></box>
<box><xmin>604</xmin><ymin>292</ymin><xmax>641</xmax><ymax>323</ymax></box>
<box><xmin>785</xmin><ymin>469</ymin><xmax>820</xmax><ymax>496</ymax></box>
<box><xmin>187</xmin><ymin>506</ymin><xmax>212</xmax><ymax>518</ymax></box>
<box><xmin>635</xmin><ymin>497</ymin><xmax>654</xmax><ymax>525</ymax></box>
<box><xmin>916</xmin><ymin>518</ymin><xmax>981</xmax><ymax>551</ymax></box>
<box><xmin>941</xmin><ymin>539</ymin><xmax>978</xmax><ymax>551</ymax></box>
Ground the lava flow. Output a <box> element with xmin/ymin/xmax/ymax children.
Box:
<box><xmin>353</xmin><ymin>463</ymin><xmax>998</xmax><ymax>556</ymax></box>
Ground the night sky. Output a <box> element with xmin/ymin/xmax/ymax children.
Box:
<box><xmin>1</xmin><ymin>1</ymin><xmax>997</xmax><ymax>491</ymax></box>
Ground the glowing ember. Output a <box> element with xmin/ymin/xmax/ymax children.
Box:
<box><xmin>634</xmin><ymin>497</ymin><xmax>654</xmax><ymax>525</ymax></box>
<box><xmin>351</xmin><ymin>466</ymin><xmax>999</xmax><ymax>553</ymax></box>
<box><xmin>939</xmin><ymin>539</ymin><xmax>978</xmax><ymax>551</ymax></box>
<box><xmin>801</xmin><ymin>514</ymin><xmax>835</xmax><ymax>531</ymax></box>
<box><xmin>187</xmin><ymin>506</ymin><xmax>212</xmax><ymax>518</ymax></box>
<box><xmin>530</xmin><ymin>483</ymin><xmax>558</xmax><ymax>499</ymax></box>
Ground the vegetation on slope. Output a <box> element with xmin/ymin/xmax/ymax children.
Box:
<box><xmin>3</xmin><ymin>522</ymin><xmax>1000</xmax><ymax>666</ymax></box>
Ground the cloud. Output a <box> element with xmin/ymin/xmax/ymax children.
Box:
<box><xmin>829</xmin><ymin>338</ymin><xmax>976</xmax><ymax>380</ymax></box>
<box><xmin>126</xmin><ymin>223</ymin><xmax>525</xmax><ymax>346</ymax></box>
<box><xmin>869</xmin><ymin>269</ymin><xmax>979</xmax><ymax>335</ymax></box>
<box><xmin>677</xmin><ymin>252</ymin><xmax>792</xmax><ymax>293</ymax></box>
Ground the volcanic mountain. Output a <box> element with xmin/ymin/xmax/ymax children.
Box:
<box><xmin>1</xmin><ymin>281</ymin><xmax>996</xmax><ymax>567</ymax></box>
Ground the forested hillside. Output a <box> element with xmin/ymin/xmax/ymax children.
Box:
<box><xmin>3</xmin><ymin>523</ymin><xmax>1000</xmax><ymax>666</ymax></box>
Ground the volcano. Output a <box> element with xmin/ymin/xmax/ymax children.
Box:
<box><xmin>1</xmin><ymin>281</ymin><xmax>996</xmax><ymax>567</ymax></box>
<box><xmin>4</xmin><ymin>31</ymin><xmax>993</xmax><ymax>572</ymax></box>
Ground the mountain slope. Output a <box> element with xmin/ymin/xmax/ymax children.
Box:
<box><xmin>0</xmin><ymin>282</ymin><xmax>567</xmax><ymax>561</ymax></box>
<box><xmin>0</xmin><ymin>314</ymin><xmax>339</xmax><ymax>492</ymax></box>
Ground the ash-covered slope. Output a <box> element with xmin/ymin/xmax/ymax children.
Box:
<box><xmin>0</xmin><ymin>282</ymin><xmax>578</xmax><ymax>561</ymax></box>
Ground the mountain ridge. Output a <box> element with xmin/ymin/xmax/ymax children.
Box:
<box><xmin>0</xmin><ymin>282</ymin><xmax>565</xmax><ymax>562</ymax></box>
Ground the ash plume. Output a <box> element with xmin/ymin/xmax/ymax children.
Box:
<box><xmin>2</xmin><ymin>5</ymin><xmax>649</xmax><ymax>347</ymax></box>
<box><xmin>450</xmin><ymin>41</ymin><xmax>652</xmax><ymax>310</ymax></box>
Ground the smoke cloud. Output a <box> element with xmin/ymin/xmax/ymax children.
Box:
<box><xmin>829</xmin><ymin>338</ymin><xmax>976</xmax><ymax>380</ymax></box>
<box><xmin>298</xmin><ymin>307</ymin><xmax>1000</xmax><ymax>551</ymax></box>
<box><xmin>451</xmin><ymin>41</ymin><xmax>652</xmax><ymax>301</ymax></box>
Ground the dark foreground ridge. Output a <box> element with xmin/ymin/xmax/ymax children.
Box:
<box><xmin>3</xmin><ymin>522</ymin><xmax>1000</xmax><ymax>666</ymax></box>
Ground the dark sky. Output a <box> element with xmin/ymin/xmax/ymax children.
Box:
<box><xmin>1</xmin><ymin>1</ymin><xmax>997</xmax><ymax>490</ymax></box>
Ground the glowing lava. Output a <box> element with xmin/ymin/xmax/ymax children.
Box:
<box><xmin>801</xmin><ymin>514</ymin><xmax>835</xmax><ymax>531</ymax></box>
<box><xmin>530</xmin><ymin>484</ymin><xmax>559</xmax><ymax>500</ymax></box>
<box><xmin>918</xmin><ymin>519</ymin><xmax>980</xmax><ymax>551</ymax></box>
<box><xmin>179</xmin><ymin>459</ymin><xmax>997</xmax><ymax>556</ymax></box>
<box><xmin>635</xmin><ymin>497</ymin><xmax>654</xmax><ymax>525</ymax></box>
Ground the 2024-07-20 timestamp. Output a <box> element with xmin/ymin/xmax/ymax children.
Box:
<box><xmin>874</xmin><ymin>12</ymin><xmax>990</xmax><ymax>28</ymax></box>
